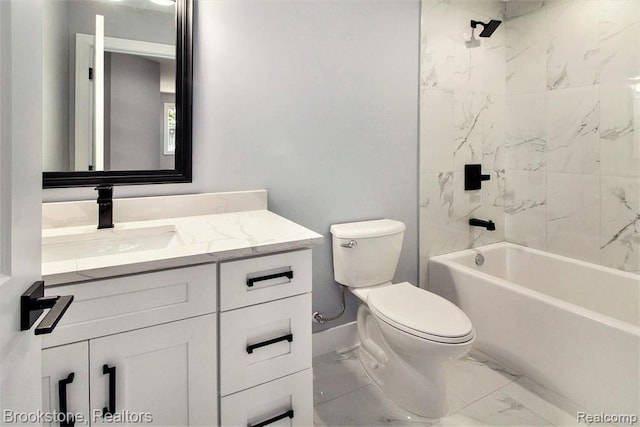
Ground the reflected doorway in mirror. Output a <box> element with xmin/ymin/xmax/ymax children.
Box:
<box><xmin>75</xmin><ymin>34</ymin><xmax>176</xmax><ymax>172</ymax></box>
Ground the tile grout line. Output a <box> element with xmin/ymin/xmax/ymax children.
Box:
<box><xmin>449</xmin><ymin>374</ymin><xmax>520</xmax><ymax>414</ymax></box>
<box><xmin>314</xmin><ymin>382</ymin><xmax>374</xmax><ymax>409</ymax></box>
<box><xmin>491</xmin><ymin>376</ymin><xmax>573</xmax><ymax>427</ymax></box>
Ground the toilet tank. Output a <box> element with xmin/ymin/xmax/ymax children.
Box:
<box><xmin>330</xmin><ymin>219</ymin><xmax>405</xmax><ymax>287</ymax></box>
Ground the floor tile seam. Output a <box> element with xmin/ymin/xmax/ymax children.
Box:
<box><xmin>445</xmin><ymin>378</ymin><xmax>519</xmax><ymax>423</ymax></box>
<box><xmin>513</xmin><ymin>375</ymin><xmax>589</xmax><ymax>414</ymax></box>
<box><xmin>492</xmin><ymin>378</ymin><xmax>569</xmax><ymax>427</ymax></box>
<box><xmin>313</xmin><ymin>382</ymin><xmax>375</xmax><ymax>408</ymax></box>
<box><xmin>511</xmin><ymin>375</ymin><xmax>598</xmax><ymax>424</ymax></box>
<box><xmin>451</xmin><ymin>375</ymin><xmax>519</xmax><ymax>409</ymax></box>
<box><xmin>448</xmin><ymin>397</ymin><xmax>473</xmax><ymax>417</ymax></box>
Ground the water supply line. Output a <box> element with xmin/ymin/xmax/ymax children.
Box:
<box><xmin>312</xmin><ymin>284</ymin><xmax>347</xmax><ymax>324</ymax></box>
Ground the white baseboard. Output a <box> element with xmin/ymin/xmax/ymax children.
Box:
<box><xmin>312</xmin><ymin>321</ymin><xmax>359</xmax><ymax>358</ymax></box>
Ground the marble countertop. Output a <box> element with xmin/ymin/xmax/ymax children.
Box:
<box><xmin>43</xmin><ymin>209</ymin><xmax>324</xmax><ymax>286</ymax></box>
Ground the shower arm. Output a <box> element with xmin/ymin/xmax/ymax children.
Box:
<box><xmin>469</xmin><ymin>19</ymin><xmax>502</xmax><ymax>38</ymax></box>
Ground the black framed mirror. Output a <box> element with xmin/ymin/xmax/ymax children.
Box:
<box><xmin>43</xmin><ymin>0</ymin><xmax>192</xmax><ymax>188</ymax></box>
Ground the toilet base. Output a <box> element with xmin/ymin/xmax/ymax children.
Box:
<box><xmin>356</xmin><ymin>305</ymin><xmax>450</xmax><ymax>418</ymax></box>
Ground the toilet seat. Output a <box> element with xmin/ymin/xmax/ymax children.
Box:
<box><xmin>368</xmin><ymin>282</ymin><xmax>474</xmax><ymax>344</ymax></box>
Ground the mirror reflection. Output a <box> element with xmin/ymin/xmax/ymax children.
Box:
<box><xmin>42</xmin><ymin>0</ymin><xmax>176</xmax><ymax>173</ymax></box>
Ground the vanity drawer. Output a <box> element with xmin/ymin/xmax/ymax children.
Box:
<box><xmin>219</xmin><ymin>293</ymin><xmax>311</xmax><ymax>396</ymax></box>
<box><xmin>221</xmin><ymin>368</ymin><xmax>312</xmax><ymax>427</ymax></box>
<box><xmin>220</xmin><ymin>249</ymin><xmax>311</xmax><ymax>311</ymax></box>
<box><xmin>42</xmin><ymin>263</ymin><xmax>217</xmax><ymax>348</ymax></box>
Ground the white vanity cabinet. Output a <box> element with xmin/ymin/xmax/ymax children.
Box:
<box><xmin>40</xmin><ymin>194</ymin><xmax>324</xmax><ymax>426</ymax></box>
<box><xmin>41</xmin><ymin>264</ymin><xmax>218</xmax><ymax>426</ymax></box>
<box><xmin>90</xmin><ymin>316</ymin><xmax>217</xmax><ymax>425</ymax></box>
<box><xmin>42</xmin><ymin>316</ymin><xmax>217</xmax><ymax>426</ymax></box>
<box><xmin>42</xmin><ymin>249</ymin><xmax>315</xmax><ymax>426</ymax></box>
<box><xmin>219</xmin><ymin>249</ymin><xmax>314</xmax><ymax>427</ymax></box>
<box><xmin>42</xmin><ymin>342</ymin><xmax>90</xmax><ymax>426</ymax></box>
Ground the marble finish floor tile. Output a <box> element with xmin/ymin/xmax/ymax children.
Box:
<box><xmin>314</xmin><ymin>384</ymin><xmax>438</xmax><ymax>426</ymax></box>
<box><xmin>445</xmin><ymin>351</ymin><xmax>522</xmax><ymax>405</ymax></box>
<box><xmin>499</xmin><ymin>378</ymin><xmax>586</xmax><ymax>427</ymax></box>
<box><xmin>314</xmin><ymin>348</ymin><xmax>581</xmax><ymax>427</ymax></box>
<box><xmin>452</xmin><ymin>390</ymin><xmax>552</xmax><ymax>426</ymax></box>
<box><xmin>313</xmin><ymin>347</ymin><xmax>373</xmax><ymax>405</ymax></box>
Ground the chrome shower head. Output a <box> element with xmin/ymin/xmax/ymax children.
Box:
<box><xmin>470</xmin><ymin>19</ymin><xmax>502</xmax><ymax>37</ymax></box>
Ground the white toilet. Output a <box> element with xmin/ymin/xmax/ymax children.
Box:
<box><xmin>330</xmin><ymin>219</ymin><xmax>475</xmax><ymax>418</ymax></box>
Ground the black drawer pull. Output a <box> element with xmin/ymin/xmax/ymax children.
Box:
<box><xmin>249</xmin><ymin>409</ymin><xmax>294</xmax><ymax>427</ymax></box>
<box><xmin>246</xmin><ymin>333</ymin><xmax>293</xmax><ymax>354</ymax></box>
<box><xmin>246</xmin><ymin>271</ymin><xmax>293</xmax><ymax>287</ymax></box>
<box><xmin>102</xmin><ymin>364</ymin><xmax>116</xmax><ymax>416</ymax></box>
<box><xmin>58</xmin><ymin>372</ymin><xmax>75</xmax><ymax>427</ymax></box>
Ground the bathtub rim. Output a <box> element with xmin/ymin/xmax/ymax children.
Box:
<box><xmin>432</xmin><ymin>242</ymin><xmax>639</xmax><ymax>281</ymax></box>
<box><xmin>428</xmin><ymin>242</ymin><xmax>640</xmax><ymax>336</ymax></box>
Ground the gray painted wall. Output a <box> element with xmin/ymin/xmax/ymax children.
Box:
<box><xmin>42</xmin><ymin>0</ymin><xmax>69</xmax><ymax>171</ymax></box>
<box><xmin>43</xmin><ymin>0</ymin><xmax>421</xmax><ymax>333</ymax></box>
<box><xmin>108</xmin><ymin>52</ymin><xmax>162</xmax><ymax>171</ymax></box>
<box><xmin>0</xmin><ymin>0</ymin><xmax>8</xmax><ymax>272</ymax></box>
<box><xmin>66</xmin><ymin>0</ymin><xmax>174</xmax><ymax>45</ymax></box>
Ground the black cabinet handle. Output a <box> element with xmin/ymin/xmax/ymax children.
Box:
<box><xmin>20</xmin><ymin>281</ymin><xmax>74</xmax><ymax>335</ymax></box>
<box><xmin>58</xmin><ymin>372</ymin><xmax>75</xmax><ymax>427</ymax></box>
<box><xmin>250</xmin><ymin>409</ymin><xmax>294</xmax><ymax>427</ymax></box>
<box><xmin>246</xmin><ymin>333</ymin><xmax>293</xmax><ymax>354</ymax></box>
<box><xmin>102</xmin><ymin>364</ymin><xmax>116</xmax><ymax>416</ymax></box>
<box><xmin>246</xmin><ymin>271</ymin><xmax>293</xmax><ymax>287</ymax></box>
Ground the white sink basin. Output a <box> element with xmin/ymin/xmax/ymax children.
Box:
<box><xmin>42</xmin><ymin>224</ymin><xmax>183</xmax><ymax>263</ymax></box>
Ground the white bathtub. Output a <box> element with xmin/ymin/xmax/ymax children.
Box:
<box><xmin>428</xmin><ymin>242</ymin><xmax>640</xmax><ymax>415</ymax></box>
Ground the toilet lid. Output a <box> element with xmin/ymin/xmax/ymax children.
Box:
<box><xmin>368</xmin><ymin>282</ymin><xmax>474</xmax><ymax>344</ymax></box>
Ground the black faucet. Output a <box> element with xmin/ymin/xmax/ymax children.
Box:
<box><xmin>95</xmin><ymin>185</ymin><xmax>114</xmax><ymax>229</ymax></box>
<box><xmin>469</xmin><ymin>218</ymin><xmax>495</xmax><ymax>231</ymax></box>
<box><xmin>464</xmin><ymin>164</ymin><xmax>491</xmax><ymax>190</ymax></box>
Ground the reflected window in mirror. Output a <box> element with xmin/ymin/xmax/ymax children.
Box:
<box><xmin>42</xmin><ymin>0</ymin><xmax>192</xmax><ymax>188</ymax></box>
<box><xmin>164</xmin><ymin>102</ymin><xmax>176</xmax><ymax>155</ymax></box>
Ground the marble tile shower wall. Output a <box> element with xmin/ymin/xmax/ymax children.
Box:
<box><xmin>420</xmin><ymin>0</ymin><xmax>507</xmax><ymax>285</ymax></box>
<box><xmin>504</xmin><ymin>0</ymin><xmax>639</xmax><ymax>273</ymax></box>
<box><xmin>420</xmin><ymin>0</ymin><xmax>640</xmax><ymax>285</ymax></box>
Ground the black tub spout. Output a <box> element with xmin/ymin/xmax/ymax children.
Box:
<box><xmin>469</xmin><ymin>218</ymin><xmax>495</xmax><ymax>231</ymax></box>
